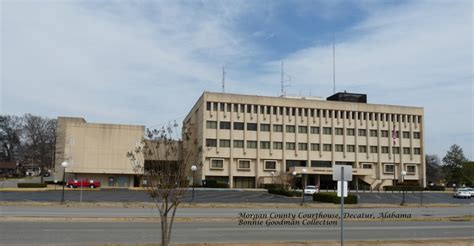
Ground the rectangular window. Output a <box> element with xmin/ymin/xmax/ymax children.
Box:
<box><xmin>260</xmin><ymin>141</ymin><xmax>270</xmax><ymax>149</ymax></box>
<box><xmin>233</xmin><ymin>122</ymin><xmax>244</xmax><ymax>130</ymax></box>
<box><xmin>393</xmin><ymin>147</ymin><xmax>400</xmax><ymax>154</ymax></box>
<box><xmin>273</xmin><ymin>124</ymin><xmax>283</xmax><ymax>132</ymax></box>
<box><xmin>323</xmin><ymin>144</ymin><xmax>332</xmax><ymax>151</ymax></box>
<box><xmin>358</xmin><ymin>129</ymin><xmax>367</xmax><ymax>136</ymax></box>
<box><xmin>286</xmin><ymin>142</ymin><xmax>295</xmax><ymax>150</ymax></box>
<box><xmin>298</xmin><ymin>143</ymin><xmax>308</xmax><ymax>151</ymax></box>
<box><xmin>359</xmin><ymin>145</ymin><xmax>367</xmax><ymax>153</ymax></box>
<box><xmin>206</xmin><ymin>139</ymin><xmax>217</xmax><ymax>147</ymax></box>
<box><xmin>310</xmin><ymin>127</ymin><xmax>320</xmax><ymax>134</ymax></box>
<box><xmin>323</xmin><ymin>127</ymin><xmax>332</xmax><ymax>135</ymax></box>
<box><xmin>403</xmin><ymin>131</ymin><xmax>410</xmax><ymax>139</ymax></box>
<box><xmin>370</xmin><ymin>130</ymin><xmax>378</xmax><ymax>137</ymax></box>
<box><xmin>286</xmin><ymin>125</ymin><xmax>296</xmax><ymax>133</ymax></box>
<box><xmin>298</xmin><ymin>126</ymin><xmax>308</xmax><ymax>134</ymax></box>
<box><xmin>347</xmin><ymin>145</ymin><xmax>355</xmax><ymax>152</ymax></box>
<box><xmin>273</xmin><ymin>142</ymin><xmax>283</xmax><ymax>150</ymax></box>
<box><xmin>211</xmin><ymin>159</ymin><xmax>224</xmax><ymax>169</ymax></box>
<box><xmin>260</xmin><ymin>124</ymin><xmax>270</xmax><ymax>132</ymax></box>
<box><xmin>260</xmin><ymin>105</ymin><xmax>264</xmax><ymax>114</ymax></box>
<box><xmin>247</xmin><ymin>123</ymin><xmax>257</xmax><ymax>131</ymax></box>
<box><xmin>382</xmin><ymin>146</ymin><xmax>389</xmax><ymax>153</ymax></box>
<box><xmin>384</xmin><ymin>164</ymin><xmax>394</xmax><ymax>173</ymax></box>
<box><xmin>213</xmin><ymin>102</ymin><xmax>218</xmax><ymax>111</ymax></box>
<box><xmin>414</xmin><ymin>148</ymin><xmax>421</xmax><ymax>155</ymax></box>
<box><xmin>247</xmin><ymin>141</ymin><xmax>257</xmax><ymax>149</ymax></box>
<box><xmin>347</xmin><ymin>128</ymin><xmax>355</xmax><ymax>136</ymax></box>
<box><xmin>407</xmin><ymin>165</ymin><xmax>416</xmax><ymax>174</ymax></box>
<box><xmin>234</xmin><ymin>104</ymin><xmax>239</xmax><ymax>112</ymax></box>
<box><xmin>335</xmin><ymin>144</ymin><xmax>344</xmax><ymax>152</ymax></box>
<box><xmin>413</xmin><ymin>132</ymin><xmax>421</xmax><ymax>139</ymax></box>
<box><xmin>264</xmin><ymin>161</ymin><xmax>276</xmax><ymax>170</ymax></box>
<box><xmin>238</xmin><ymin>160</ymin><xmax>250</xmax><ymax>170</ymax></box>
<box><xmin>403</xmin><ymin>147</ymin><xmax>411</xmax><ymax>154</ymax></box>
<box><xmin>233</xmin><ymin>140</ymin><xmax>244</xmax><ymax>148</ymax></box>
<box><xmin>227</xmin><ymin>103</ymin><xmax>231</xmax><ymax>112</ymax></box>
<box><xmin>362</xmin><ymin>164</ymin><xmax>372</xmax><ymax>169</ymax></box>
<box><xmin>335</xmin><ymin>128</ymin><xmax>344</xmax><ymax>135</ymax></box>
<box><xmin>311</xmin><ymin>143</ymin><xmax>320</xmax><ymax>151</ymax></box>
<box><xmin>219</xmin><ymin>121</ymin><xmax>231</xmax><ymax>129</ymax></box>
<box><xmin>370</xmin><ymin>146</ymin><xmax>378</xmax><ymax>153</ymax></box>
<box><xmin>206</xmin><ymin>121</ymin><xmax>217</xmax><ymax>129</ymax></box>
<box><xmin>240</xmin><ymin>104</ymin><xmax>245</xmax><ymax>113</ymax></box>
<box><xmin>206</xmin><ymin>102</ymin><xmax>211</xmax><ymax>111</ymax></box>
<box><xmin>381</xmin><ymin>130</ymin><xmax>389</xmax><ymax>137</ymax></box>
<box><xmin>267</xmin><ymin>106</ymin><xmax>271</xmax><ymax>114</ymax></box>
<box><xmin>219</xmin><ymin>139</ymin><xmax>230</xmax><ymax>148</ymax></box>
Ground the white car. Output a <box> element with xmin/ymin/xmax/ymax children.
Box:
<box><xmin>453</xmin><ymin>188</ymin><xmax>472</xmax><ymax>199</ymax></box>
<box><xmin>304</xmin><ymin>185</ymin><xmax>319</xmax><ymax>195</ymax></box>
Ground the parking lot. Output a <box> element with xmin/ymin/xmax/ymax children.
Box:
<box><xmin>0</xmin><ymin>189</ymin><xmax>472</xmax><ymax>204</ymax></box>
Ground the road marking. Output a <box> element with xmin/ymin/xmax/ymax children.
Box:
<box><xmin>374</xmin><ymin>195</ymin><xmax>382</xmax><ymax>200</ymax></box>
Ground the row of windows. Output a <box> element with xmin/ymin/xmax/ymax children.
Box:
<box><xmin>383</xmin><ymin>164</ymin><xmax>416</xmax><ymax>174</ymax></box>
<box><xmin>206</xmin><ymin>101</ymin><xmax>422</xmax><ymax>123</ymax></box>
<box><xmin>205</xmin><ymin>139</ymin><xmax>421</xmax><ymax>154</ymax></box>
<box><xmin>211</xmin><ymin>159</ymin><xmax>277</xmax><ymax>170</ymax></box>
<box><xmin>206</xmin><ymin>121</ymin><xmax>421</xmax><ymax>139</ymax></box>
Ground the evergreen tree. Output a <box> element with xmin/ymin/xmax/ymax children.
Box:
<box><xmin>442</xmin><ymin>144</ymin><xmax>468</xmax><ymax>185</ymax></box>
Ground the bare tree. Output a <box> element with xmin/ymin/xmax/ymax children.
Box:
<box><xmin>0</xmin><ymin>115</ymin><xmax>23</xmax><ymax>162</ymax></box>
<box><xmin>127</xmin><ymin>124</ymin><xmax>200</xmax><ymax>246</ymax></box>
<box><xmin>22</xmin><ymin>114</ymin><xmax>56</xmax><ymax>182</ymax></box>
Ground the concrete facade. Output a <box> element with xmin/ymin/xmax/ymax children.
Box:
<box><xmin>54</xmin><ymin>117</ymin><xmax>144</xmax><ymax>188</ymax></box>
<box><xmin>183</xmin><ymin>92</ymin><xmax>425</xmax><ymax>190</ymax></box>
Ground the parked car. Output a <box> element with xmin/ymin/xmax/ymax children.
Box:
<box><xmin>304</xmin><ymin>185</ymin><xmax>319</xmax><ymax>195</ymax></box>
<box><xmin>453</xmin><ymin>188</ymin><xmax>472</xmax><ymax>199</ymax></box>
<box><xmin>67</xmin><ymin>179</ymin><xmax>101</xmax><ymax>189</ymax></box>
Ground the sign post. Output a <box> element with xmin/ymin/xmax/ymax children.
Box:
<box><xmin>333</xmin><ymin>165</ymin><xmax>353</xmax><ymax>246</ymax></box>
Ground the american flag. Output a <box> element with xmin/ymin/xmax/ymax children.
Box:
<box><xmin>392</xmin><ymin>125</ymin><xmax>397</xmax><ymax>145</ymax></box>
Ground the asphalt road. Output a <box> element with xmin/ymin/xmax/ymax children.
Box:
<box><xmin>1</xmin><ymin>220</ymin><xmax>472</xmax><ymax>245</ymax></box>
<box><xmin>1</xmin><ymin>206</ymin><xmax>473</xmax><ymax>218</ymax></box>
<box><xmin>0</xmin><ymin>189</ymin><xmax>472</xmax><ymax>204</ymax></box>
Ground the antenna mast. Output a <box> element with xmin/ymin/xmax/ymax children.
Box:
<box><xmin>222</xmin><ymin>66</ymin><xmax>226</xmax><ymax>93</ymax></box>
<box><xmin>280</xmin><ymin>61</ymin><xmax>291</xmax><ymax>96</ymax></box>
<box><xmin>333</xmin><ymin>34</ymin><xmax>336</xmax><ymax>94</ymax></box>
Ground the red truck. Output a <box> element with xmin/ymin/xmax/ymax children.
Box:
<box><xmin>67</xmin><ymin>179</ymin><xmax>101</xmax><ymax>189</ymax></box>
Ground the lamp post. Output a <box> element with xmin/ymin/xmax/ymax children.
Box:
<box><xmin>191</xmin><ymin>165</ymin><xmax>197</xmax><ymax>202</ymax></box>
<box><xmin>271</xmin><ymin>171</ymin><xmax>275</xmax><ymax>184</ymax></box>
<box><xmin>400</xmin><ymin>170</ymin><xmax>407</xmax><ymax>206</ymax></box>
<box><xmin>60</xmin><ymin>161</ymin><xmax>69</xmax><ymax>203</ymax></box>
<box><xmin>452</xmin><ymin>183</ymin><xmax>456</xmax><ymax>191</ymax></box>
<box><xmin>301</xmin><ymin>168</ymin><xmax>307</xmax><ymax>205</ymax></box>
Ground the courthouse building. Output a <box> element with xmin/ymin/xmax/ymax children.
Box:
<box><xmin>54</xmin><ymin>117</ymin><xmax>145</xmax><ymax>188</ymax></box>
<box><xmin>183</xmin><ymin>91</ymin><xmax>425</xmax><ymax>190</ymax></box>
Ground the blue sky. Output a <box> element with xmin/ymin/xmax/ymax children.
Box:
<box><xmin>1</xmin><ymin>0</ymin><xmax>473</xmax><ymax>159</ymax></box>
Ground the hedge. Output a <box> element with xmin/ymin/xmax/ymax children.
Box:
<box><xmin>17</xmin><ymin>183</ymin><xmax>47</xmax><ymax>188</ymax></box>
<box><xmin>313</xmin><ymin>192</ymin><xmax>358</xmax><ymax>204</ymax></box>
<box><xmin>204</xmin><ymin>180</ymin><xmax>229</xmax><ymax>188</ymax></box>
<box><xmin>384</xmin><ymin>186</ymin><xmax>424</xmax><ymax>191</ymax></box>
<box><xmin>263</xmin><ymin>184</ymin><xmax>284</xmax><ymax>190</ymax></box>
<box><xmin>268</xmin><ymin>188</ymin><xmax>302</xmax><ymax>197</ymax></box>
<box><xmin>426</xmin><ymin>185</ymin><xmax>445</xmax><ymax>191</ymax></box>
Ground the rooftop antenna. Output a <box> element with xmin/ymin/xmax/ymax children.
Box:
<box><xmin>332</xmin><ymin>34</ymin><xmax>336</xmax><ymax>94</ymax></box>
<box><xmin>280</xmin><ymin>61</ymin><xmax>291</xmax><ymax>96</ymax></box>
<box><xmin>222</xmin><ymin>66</ymin><xmax>226</xmax><ymax>93</ymax></box>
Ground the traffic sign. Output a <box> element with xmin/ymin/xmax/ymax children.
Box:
<box><xmin>332</xmin><ymin>165</ymin><xmax>353</xmax><ymax>181</ymax></box>
<box><xmin>337</xmin><ymin>181</ymin><xmax>348</xmax><ymax>197</ymax></box>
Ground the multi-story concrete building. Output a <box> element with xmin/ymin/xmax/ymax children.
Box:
<box><xmin>183</xmin><ymin>91</ymin><xmax>425</xmax><ymax>190</ymax></box>
<box><xmin>54</xmin><ymin>117</ymin><xmax>144</xmax><ymax>188</ymax></box>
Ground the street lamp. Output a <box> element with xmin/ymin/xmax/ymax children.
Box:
<box><xmin>191</xmin><ymin>165</ymin><xmax>197</xmax><ymax>202</ymax></box>
<box><xmin>270</xmin><ymin>171</ymin><xmax>275</xmax><ymax>184</ymax></box>
<box><xmin>400</xmin><ymin>170</ymin><xmax>407</xmax><ymax>206</ymax></box>
<box><xmin>301</xmin><ymin>168</ymin><xmax>307</xmax><ymax>205</ymax></box>
<box><xmin>60</xmin><ymin>161</ymin><xmax>68</xmax><ymax>203</ymax></box>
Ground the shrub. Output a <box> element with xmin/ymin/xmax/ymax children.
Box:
<box><xmin>17</xmin><ymin>183</ymin><xmax>47</xmax><ymax>188</ymax></box>
<box><xmin>268</xmin><ymin>188</ymin><xmax>302</xmax><ymax>197</ymax></box>
<box><xmin>263</xmin><ymin>184</ymin><xmax>284</xmax><ymax>190</ymax></box>
<box><xmin>203</xmin><ymin>180</ymin><xmax>229</xmax><ymax>188</ymax></box>
<box><xmin>384</xmin><ymin>186</ymin><xmax>424</xmax><ymax>191</ymax></box>
<box><xmin>426</xmin><ymin>185</ymin><xmax>445</xmax><ymax>191</ymax></box>
<box><xmin>313</xmin><ymin>192</ymin><xmax>358</xmax><ymax>204</ymax></box>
